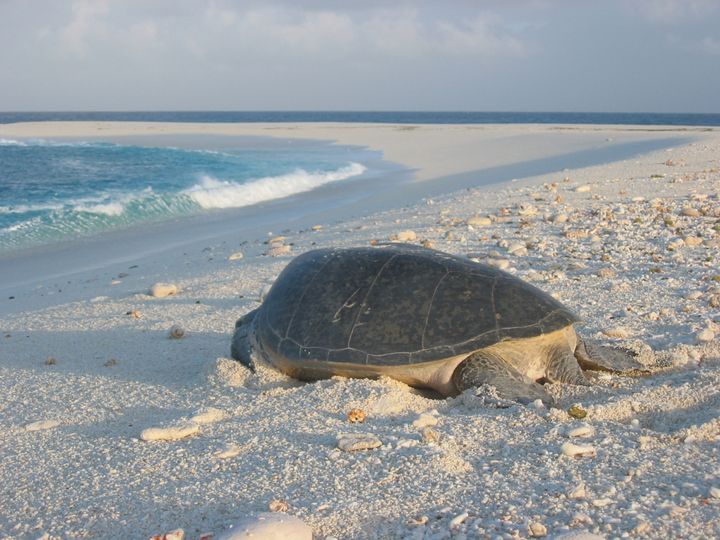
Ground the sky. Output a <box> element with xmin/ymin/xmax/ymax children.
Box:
<box><xmin>0</xmin><ymin>0</ymin><xmax>718</xmax><ymax>112</ymax></box>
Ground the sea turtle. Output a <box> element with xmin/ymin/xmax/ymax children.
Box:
<box><xmin>231</xmin><ymin>244</ymin><xmax>644</xmax><ymax>406</ymax></box>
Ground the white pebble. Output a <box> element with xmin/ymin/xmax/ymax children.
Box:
<box><xmin>507</xmin><ymin>242</ymin><xmax>528</xmax><ymax>256</ymax></box>
<box><xmin>518</xmin><ymin>203</ymin><xmax>538</xmax><ymax>216</ymax></box>
<box><xmin>214</xmin><ymin>444</ymin><xmax>242</xmax><ymax>459</ymax></box>
<box><xmin>686</xmin><ymin>291</ymin><xmax>703</xmax><ymax>300</ymax></box>
<box><xmin>25</xmin><ymin>420</ymin><xmax>61</xmax><ymax>432</ymax></box>
<box><xmin>449</xmin><ymin>512</ymin><xmax>468</xmax><ymax>529</ymax></box>
<box><xmin>569</xmin><ymin>482</ymin><xmax>587</xmax><ymax>499</ymax></box>
<box><xmin>141</xmin><ymin>422</ymin><xmax>199</xmax><ymax>442</ymax></box>
<box><xmin>391</xmin><ymin>230</ymin><xmax>417</xmax><ymax>242</ymax></box>
<box><xmin>710</xmin><ymin>486</ymin><xmax>720</xmax><ymax>498</ymax></box>
<box><xmin>592</xmin><ymin>498</ymin><xmax>613</xmax><ymax>507</ymax></box>
<box><xmin>603</xmin><ymin>326</ymin><xmax>631</xmax><ymax>339</ymax></box>
<box><xmin>150</xmin><ymin>283</ymin><xmax>178</xmax><ymax>298</ymax></box>
<box><xmin>553</xmin><ymin>533</ymin><xmax>605</xmax><ymax>540</ymax></box>
<box><xmin>266</xmin><ymin>245</ymin><xmax>291</xmax><ymax>257</ymax></box>
<box><xmin>561</xmin><ymin>442</ymin><xmax>596</xmax><ymax>458</ymax></box>
<box><xmin>214</xmin><ymin>513</ymin><xmax>312</xmax><ymax>540</ymax></box>
<box><xmin>567</xmin><ymin>425</ymin><xmax>595</xmax><ymax>438</ymax></box>
<box><xmin>228</xmin><ymin>251</ymin><xmax>244</xmax><ymax>261</ymax></box>
<box><xmin>697</xmin><ymin>328</ymin><xmax>715</xmax><ymax>342</ymax></box>
<box><xmin>575</xmin><ymin>185</ymin><xmax>591</xmax><ymax>193</ymax></box>
<box><xmin>412</xmin><ymin>413</ymin><xmax>438</xmax><ymax>429</ymax></box>
<box><xmin>337</xmin><ymin>433</ymin><xmax>382</xmax><ymax>452</ymax></box>
<box><xmin>528</xmin><ymin>521</ymin><xmax>547</xmax><ymax>537</ymax></box>
<box><xmin>486</xmin><ymin>258</ymin><xmax>511</xmax><ymax>270</ymax></box>
<box><xmin>466</xmin><ymin>216</ymin><xmax>492</xmax><ymax>227</ymax></box>
<box><xmin>190</xmin><ymin>407</ymin><xmax>227</xmax><ymax>425</ymax></box>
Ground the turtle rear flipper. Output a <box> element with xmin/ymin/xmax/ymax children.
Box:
<box><xmin>231</xmin><ymin>308</ymin><xmax>259</xmax><ymax>371</ymax></box>
<box><xmin>574</xmin><ymin>337</ymin><xmax>649</xmax><ymax>375</ymax></box>
<box><xmin>452</xmin><ymin>350</ymin><xmax>555</xmax><ymax>407</ymax></box>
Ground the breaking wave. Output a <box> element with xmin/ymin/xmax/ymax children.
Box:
<box><xmin>0</xmin><ymin>162</ymin><xmax>367</xmax><ymax>251</ymax></box>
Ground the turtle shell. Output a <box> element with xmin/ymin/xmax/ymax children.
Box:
<box><xmin>256</xmin><ymin>244</ymin><xmax>578</xmax><ymax>366</ymax></box>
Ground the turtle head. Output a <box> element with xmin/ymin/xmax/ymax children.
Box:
<box><xmin>231</xmin><ymin>308</ymin><xmax>259</xmax><ymax>371</ymax></box>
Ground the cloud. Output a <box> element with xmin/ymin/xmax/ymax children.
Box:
<box><xmin>43</xmin><ymin>1</ymin><xmax>527</xmax><ymax>64</ymax></box>
<box><xmin>632</xmin><ymin>0</ymin><xmax>718</xmax><ymax>24</ymax></box>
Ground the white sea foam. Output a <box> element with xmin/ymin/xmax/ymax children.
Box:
<box><xmin>72</xmin><ymin>202</ymin><xmax>126</xmax><ymax>216</ymax></box>
<box><xmin>183</xmin><ymin>162</ymin><xmax>366</xmax><ymax>209</ymax></box>
<box><xmin>0</xmin><ymin>138</ymin><xmax>27</xmax><ymax>146</ymax></box>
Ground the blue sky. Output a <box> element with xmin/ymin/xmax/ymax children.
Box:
<box><xmin>1</xmin><ymin>0</ymin><xmax>718</xmax><ymax>112</ymax></box>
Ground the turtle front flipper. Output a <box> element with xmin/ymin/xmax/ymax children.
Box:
<box><xmin>574</xmin><ymin>336</ymin><xmax>649</xmax><ymax>375</ymax></box>
<box><xmin>452</xmin><ymin>350</ymin><xmax>554</xmax><ymax>407</ymax></box>
<box><xmin>545</xmin><ymin>348</ymin><xmax>590</xmax><ymax>386</ymax></box>
<box><xmin>231</xmin><ymin>308</ymin><xmax>259</xmax><ymax>371</ymax></box>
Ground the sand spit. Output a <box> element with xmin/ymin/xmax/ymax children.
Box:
<box><xmin>0</xmin><ymin>124</ymin><xmax>719</xmax><ymax>539</ymax></box>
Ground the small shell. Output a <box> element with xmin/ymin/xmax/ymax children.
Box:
<box><xmin>575</xmin><ymin>185</ymin><xmax>591</xmax><ymax>193</ymax></box>
<box><xmin>214</xmin><ymin>443</ymin><xmax>241</xmax><ymax>459</ymax></box>
<box><xmin>421</xmin><ymin>427</ymin><xmax>441</xmax><ymax>443</ymax></box>
<box><xmin>266</xmin><ymin>245</ymin><xmax>291</xmax><ymax>257</ymax></box>
<box><xmin>529</xmin><ymin>522</ymin><xmax>547</xmax><ymax>537</ymax></box>
<box><xmin>268</xmin><ymin>499</ymin><xmax>289</xmax><ymax>512</ymax></box>
<box><xmin>140</xmin><ymin>422</ymin><xmax>199</xmax><ymax>442</ymax></box>
<box><xmin>337</xmin><ymin>433</ymin><xmax>382</xmax><ymax>452</ymax></box>
<box><xmin>569</xmin><ymin>482</ymin><xmax>587</xmax><ymax>499</ymax></box>
<box><xmin>603</xmin><ymin>326</ymin><xmax>631</xmax><ymax>339</ymax></box>
<box><xmin>149</xmin><ymin>529</ymin><xmax>185</xmax><ymax>540</ymax></box>
<box><xmin>449</xmin><ymin>512</ymin><xmax>468</xmax><ymax>529</ymax></box>
<box><xmin>25</xmin><ymin>420</ymin><xmax>61</xmax><ymax>432</ymax></box>
<box><xmin>149</xmin><ymin>283</ymin><xmax>178</xmax><ymax>298</ymax></box>
<box><xmin>390</xmin><ymin>230</ymin><xmax>417</xmax><ymax>242</ymax></box>
<box><xmin>347</xmin><ymin>408</ymin><xmax>366</xmax><ymax>423</ymax></box>
<box><xmin>567</xmin><ymin>425</ymin><xmax>595</xmax><ymax>438</ymax></box>
<box><xmin>561</xmin><ymin>442</ymin><xmax>597</xmax><ymax>458</ymax></box>
<box><xmin>697</xmin><ymin>328</ymin><xmax>715</xmax><ymax>342</ymax></box>
<box><xmin>412</xmin><ymin>413</ymin><xmax>438</xmax><ymax>429</ymax></box>
<box><xmin>466</xmin><ymin>216</ymin><xmax>492</xmax><ymax>227</ymax></box>
<box><xmin>228</xmin><ymin>251</ymin><xmax>244</xmax><ymax>261</ymax></box>
<box><xmin>168</xmin><ymin>325</ymin><xmax>185</xmax><ymax>339</ymax></box>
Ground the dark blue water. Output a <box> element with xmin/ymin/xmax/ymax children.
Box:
<box><xmin>1</xmin><ymin>111</ymin><xmax>719</xmax><ymax>126</ymax></box>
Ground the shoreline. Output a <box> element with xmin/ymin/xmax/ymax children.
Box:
<box><xmin>1</xmin><ymin>122</ymin><xmax>719</xmax><ymax>539</ymax></box>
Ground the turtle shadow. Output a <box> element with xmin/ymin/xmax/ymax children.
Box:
<box><xmin>0</xmin><ymin>327</ymin><xmax>231</xmax><ymax>392</ymax></box>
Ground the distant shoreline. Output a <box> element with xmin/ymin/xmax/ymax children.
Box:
<box><xmin>1</xmin><ymin>110</ymin><xmax>720</xmax><ymax>126</ymax></box>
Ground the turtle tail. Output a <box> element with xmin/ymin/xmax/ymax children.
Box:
<box><xmin>231</xmin><ymin>308</ymin><xmax>259</xmax><ymax>371</ymax></box>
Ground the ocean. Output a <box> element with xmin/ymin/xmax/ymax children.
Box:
<box><xmin>0</xmin><ymin>111</ymin><xmax>720</xmax><ymax>126</ymax></box>
<box><xmin>0</xmin><ymin>135</ymin><xmax>377</xmax><ymax>254</ymax></box>
<box><xmin>1</xmin><ymin>111</ymin><xmax>720</xmax><ymax>126</ymax></box>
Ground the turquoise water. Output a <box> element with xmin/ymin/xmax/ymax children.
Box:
<box><xmin>0</xmin><ymin>137</ymin><xmax>371</xmax><ymax>253</ymax></box>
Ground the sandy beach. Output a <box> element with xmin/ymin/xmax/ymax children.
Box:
<box><xmin>1</xmin><ymin>122</ymin><xmax>719</xmax><ymax>539</ymax></box>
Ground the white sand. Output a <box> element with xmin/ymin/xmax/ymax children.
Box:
<box><xmin>0</xmin><ymin>122</ymin><xmax>719</xmax><ymax>539</ymax></box>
